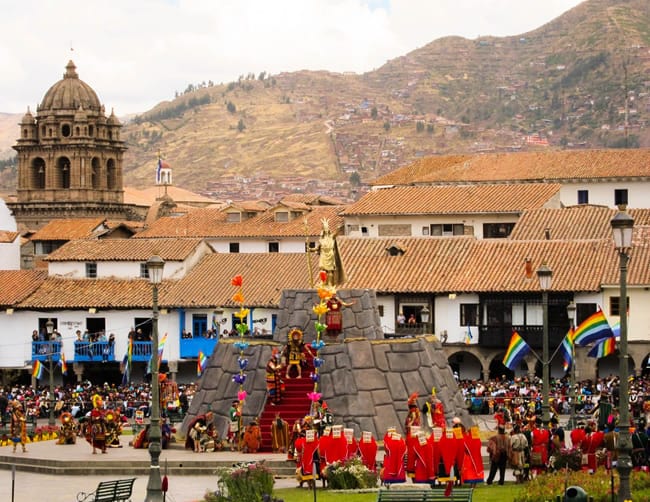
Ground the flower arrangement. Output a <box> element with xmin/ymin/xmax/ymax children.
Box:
<box><xmin>204</xmin><ymin>462</ymin><xmax>276</xmax><ymax>502</ymax></box>
<box><xmin>325</xmin><ymin>457</ymin><xmax>379</xmax><ymax>490</ymax></box>
<box><xmin>231</xmin><ymin>275</ymin><xmax>250</xmax><ymax>406</ymax></box>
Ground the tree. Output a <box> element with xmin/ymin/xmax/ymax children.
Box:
<box><xmin>237</xmin><ymin>119</ymin><xmax>246</xmax><ymax>132</ymax></box>
<box><xmin>383</xmin><ymin>121</ymin><xmax>391</xmax><ymax>132</ymax></box>
<box><xmin>227</xmin><ymin>101</ymin><xmax>237</xmax><ymax>114</ymax></box>
<box><xmin>427</xmin><ymin>123</ymin><xmax>435</xmax><ymax>134</ymax></box>
<box><xmin>416</xmin><ymin>121</ymin><xmax>425</xmax><ymax>133</ymax></box>
<box><xmin>349</xmin><ymin>172</ymin><xmax>361</xmax><ymax>186</ymax></box>
<box><xmin>371</xmin><ymin>107</ymin><xmax>378</xmax><ymax>119</ymax></box>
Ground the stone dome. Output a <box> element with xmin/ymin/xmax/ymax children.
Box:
<box><xmin>21</xmin><ymin>107</ymin><xmax>35</xmax><ymax>125</ymax></box>
<box><xmin>39</xmin><ymin>60</ymin><xmax>101</xmax><ymax>113</ymax></box>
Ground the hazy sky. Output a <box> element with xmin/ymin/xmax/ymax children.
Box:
<box><xmin>1</xmin><ymin>0</ymin><xmax>583</xmax><ymax>115</ymax></box>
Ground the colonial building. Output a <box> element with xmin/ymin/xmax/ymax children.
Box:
<box><xmin>8</xmin><ymin>60</ymin><xmax>145</xmax><ymax>231</ymax></box>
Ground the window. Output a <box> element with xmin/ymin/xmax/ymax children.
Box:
<box><xmin>609</xmin><ymin>296</ymin><xmax>630</xmax><ymax>317</ymax></box>
<box><xmin>192</xmin><ymin>314</ymin><xmax>208</xmax><ymax>338</ymax></box>
<box><xmin>226</xmin><ymin>212</ymin><xmax>241</xmax><ymax>223</ymax></box>
<box><xmin>229</xmin><ymin>242</ymin><xmax>240</xmax><ymax>253</ymax></box>
<box><xmin>140</xmin><ymin>263</ymin><xmax>149</xmax><ymax>279</ymax></box>
<box><xmin>422</xmin><ymin>226</ymin><xmax>429</xmax><ymax>236</ymax></box>
<box><xmin>431</xmin><ymin>224</ymin><xmax>464</xmax><ymax>236</ymax></box>
<box><xmin>377</xmin><ymin>305</ymin><xmax>384</xmax><ymax>317</ymax></box>
<box><xmin>268</xmin><ymin>242</ymin><xmax>279</xmax><ymax>253</ymax></box>
<box><xmin>483</xmin><ymin>223</ymin><xmax>514</xmax><ymax>238</ymax></box>
<box><xmin>275</xmin><ymin>211</ymin><xmax>289</xmax><ymax>222</ymax></box>
<box><xmin>577</xmin><ymin>190</ymin><xmax>589</xmax><ymax>204</ymax></box>
<box><xmin>86</xmin><ymin>262</ymin><xmax>97</xmax><ymax>278</ymax></box>
<box><xmin>576</xmin><ymin>303</ymin><xmax>598</xmax><ymax>326</ymax></box>
<box><xmin>614</xmin><ymin>189</ymin><xmax>628</xmax><ymax>207</ymax></box>
<box><xmin>361</xmin><ymin>227</ymin><xmax>369</xmax><ymax>236</ymax></box>
<box><xmin>460</xmin><ymin>304</ymin><xmax>479</xmax><ymax>326</ymax></box>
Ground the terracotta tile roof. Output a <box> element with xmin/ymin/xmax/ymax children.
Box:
<box><xmin>18</xmin><ymin>277</ymin><xmax>172</xmax><ymax>309</ymax></box>
<box><xmin>30</xmin><ymin>218</ymin><xmax>106</xmax><ymax>241</ymax></box>
<box><xmin>341</xmin><ymin>184</ymin><xmax>561</xmax><ymax>216</ymax></box>
<box><xmin>338</xmin><ymin>234</ymin><xmax>650</xmax><ymax>293</ymax></box>
<box><xmin>0</xmin><ymin>230</ymin><xmax>19</xmax><ymax>243</ymax></box>
<box><xmin>371</xmin><ymin>149</ymin><xmax>650</xmax><ymax>186</ymax></box>
<box><xmin>135</xmin><ymin>205</ymin><xmax>346</xmax><ymax>239</ymax></box>
<box><xmin>510</xmin><ymin>206</ymin><xmax>650</xmax><ymax>242</ymax></box>
<box><xmin>45</xmin><ymin>238</ymin><xmax>204</xmax><ymax>262</ymax></box>
<box><xmin>280</xmin><ymin>193</ymin><xmax>348</xmax><ymax>206</ymax></box>
<box><xmin>165</xmin><ymin>253</ymin><xmax>319</xmax><ymax>308</ymax></box>
<box><xmin>0</xmin><ymin>270</ymin><xmax>48</xmax><ymax>307</ymax></box>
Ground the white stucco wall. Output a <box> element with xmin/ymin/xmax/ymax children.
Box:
<box><xmin>48</xmin><ymin>259</ymin><xmax>190</xmax><ymax>280</ymax></box>
<box><xmin>559</xmin><ymin>181</ymin><xmax>650</xmax><ymax>208</ymax></box>
<box><xmin>207</xmin><ymin>238</ymin><xmax>308</xmax><ymax>253</ymax></box>
<box><xmin>0</xmin><ymin>198</ymin><xmax>17</xmax><ymax>231</ymax></box>
<box><xmin>0</xmin><ymin>239</ymin><xmax>21</xmax><ymax>270</ymax></box>
<box><xmin>434</xmin><ymin>294</ymin><xmax>480</xmax><ymax>344</ymax></box>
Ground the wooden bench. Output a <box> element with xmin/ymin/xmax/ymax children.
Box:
<box><xmin>77</xmin><ymin>478</ymin><xmax>136</xmax><ymax>502</ymax></box>
<box><xmin>377</xmin><ymin>487</ymin><xmax>473</xmax><ymax>502</ymax></box>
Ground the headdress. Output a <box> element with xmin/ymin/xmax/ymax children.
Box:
<box><xmin>408</xmin><ymin>392</ymin><xmax>418</xmax><ymax>407</ymax></box>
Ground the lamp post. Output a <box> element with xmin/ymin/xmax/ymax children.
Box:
<box><xmin>537</xmin><ymin>263</ymin><xmax>552</xmax><ymax>428</ymax></box>
<box><xmin>566</xmin><ymin>301</ymin><xmax>577</xmax><ymax>431</ymax></box>
<box><xmin>45</xmin><ymin>318</ymin><xmax>55</xmax><ymax>427</ymax></box>
<box><xmin>145</xmin><ymin>255</ymin><xmax>165</xmax><ymax>502</ymax></box>
<box><xmin>611</xmin><ymin>208</ymin><xmax>633</xmax><ymax>502</ymax></box>
<box><xmin>420</xmin><ymin>305</ymin><xmax>430</xmax><ymax>335</ymax></box>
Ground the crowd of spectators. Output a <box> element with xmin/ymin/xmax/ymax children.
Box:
<box><xmin>0</xmin><ymin>380</ymin><xmax>198</xmax><ymax>427</ymax></box>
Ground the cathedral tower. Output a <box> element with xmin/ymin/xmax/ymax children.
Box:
<box><xmin>9</xmin><ymin>60</ymin><xmax>136</xmax><ymax>230</ymax></box>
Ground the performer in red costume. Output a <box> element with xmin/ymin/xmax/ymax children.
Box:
<box><xmin>405</xmin><ymin>393</ymin><xmax>421</xmax><ymax>477</ymax></box>
<box><xmin>358</xmin><ymin>431</ymin><xmax>378</xmax><ymax>472</ymax></box>
<box><xmin>344</xmin><ymin>427</ymin><xmax>358</xmax><ymax>460</ymax></box>
<box><xmin>85</xmin><ymin>394</ymin><xmax>107</xmax><ymax>454</ymax></box>
<box><xmin>530</xmin><ymin>417</ymin><xmax>550</xmax><ymax>474</ymax></box>
<box><xmin>412</xmin><ymin>432</ymin><xmax>435</xmax><ymax>484</ymax></box>
<box><xmin>295</xmin><ymin>429</ymin><xmax>320</xmax><ymax>488</ymax></box>
<box><xmin>381</xmin><ymin>428</ymin><xmax>406</xmax><ymax>485</ymax></box>
<box><xmin>460</xmin><ymin>426</ymin><xmax>485</xmax><ymax>484</ymax></box>
<box><xmin>328</xmin><ymin>425</ymin><xmax>348</xmax><ymax>463</ymax></box>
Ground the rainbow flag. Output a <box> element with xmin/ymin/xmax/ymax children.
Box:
<box><xmin>464</xmin><ymin>326</ymin><xmax>473</xmax><ymax>345</ymax></box>
<box><xmin>502</xmin><ymin>332</ymin><xmax>531</xmax><ymax>370</ymax></box>
<box><xmin>610</xmin><ymin>320</ymin><xmax>620</xmax><ymax>338</ymax></box>
<box><xmin>197</xmin><ymin>350</ymin><xmax>208</xmax><ymax>376</ymax></box>
<box><xmin>588</xmin><ymin>337</ymin><xmax>617</xmax><ymax>358</ymax></box>
<box><xmin>32</xmin><ymin>360</ymin><xmax>44</xmax><ymax>379</ymax></box>
<box><xmin>59</xmin><ymin>353</ymin><xmax>68</xmax><ymax>375</ymax></box>
<box><xmin>559</xmin><ymin>329</ymin><xmax>575</xmax><ymax>372</ymax></box>
<box><xmin>573</xmin><ymin>309</ymin><xmax>614</xmax><ymax>347</ymax></box>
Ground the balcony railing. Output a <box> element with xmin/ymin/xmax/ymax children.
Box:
<box><xmin>385</xmin><ymin>323</ymin><xmax>428</xmax><ymax>338</ymax></box>
<box><xmin>179</xmin><ymin>336</ymin><xmax>218</xmax><ymax>359</ymax></box>
<box><xmin>31</xmin><ymin>341</ymin><xmax>61</xmax><ymax>362</ymax></box>
<box><xmin>73</xmin><ymin>341</ymin><xmax>115</xmax><ymax>362</ymax></box>
<box><xmin>478</xmin><ymin>325</ymin><xmax>567</xmax><ymax>349</ymax></box>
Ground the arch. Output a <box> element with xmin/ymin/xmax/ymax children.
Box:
<box><xmin>31</xmin><ymin>158</ymin><xmax>46</xmax><ymax>189</ymax></box>
<box><xmin>89</xmin><ymin>125</ymin><xmax>94</xmax><ymax>137</ymax></box>
<box><xmin>92</xmin><ymin>157</ymin><xmax>101</xmax><ymax>189</ymax></box>
<box><xmin>448</xmin><ymin>350</ymin><xmax>482</xmax><ymax>381</ymax></box>
<box><xmin>595</xmin><ymin>354</ymin><xmax>635</xmax><ymax>379</ymax></box>
<box><xmin>61</xmin><ymin>124</ymin><xmax>71</xmax><ymax>137</ymax></box>
<box><xmin>57</xmin><ymin>157</ymin><xmax>71</xmax><ymax>189</ymax></box>
<box><xmin>75</xmin><ymin>126</ymin><xmax>80</xmax><ymax>136</ymax></box>
<box><xmin>106</xmin><ymin>159</ymin><xmax>117</xmax><ymax>189</ymax></box>
<box><xmin>488</xmin><ymin>352</ymin><xmax>516</xmax><ymax>380</ymax></box>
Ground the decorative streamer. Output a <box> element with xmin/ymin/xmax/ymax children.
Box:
<box><xmin>231</xmin><ymin>275</ymin><xmax>250</xmax><ymax>406</ymax></box>
<box><xmin>309</xmin><ymin>271</ymin><xmax>334</xmax><ymax>410</ymax></box>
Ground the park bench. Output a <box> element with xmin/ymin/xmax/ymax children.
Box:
<box><xmin>376</xmin><ymin>487</ymin><xmax>473</xmax><ymax>502</ymax></box>
<box><xmin>76</xmin><ymin>477</ymin><xmax>136</xmax><ymax>502</ymax></box>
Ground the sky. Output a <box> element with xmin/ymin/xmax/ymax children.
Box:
<box><xmin>0</xmin><ymin>0</ymin><xmax>584</xmax><ymax>116</ymax></box>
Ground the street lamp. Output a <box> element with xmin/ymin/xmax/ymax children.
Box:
<box><xmin>420</xmin><ymin>305</ymin><xmax>430</xmax><ymax>334</ymax></box>
<box><xmin>145</xmin><ymin>255</ymin><xmax>165</xmax><ymax>502</ymax></box>
<box><xmin>45</xmin><ymin>318</ymin><xmax>55</xmax><ymax>426</ymax></box>
<box><xmin>611</xmin><ymin>208</ymin><xmax>634</xmax><ymax>502</ymax></box>
<box><xmin>537</xmin><ymin>263</ymin><xmax>552</xmax><ymax>428</ymax></box>
<box><xmin>566</xmin><ymin>301</ymin><xmax>577</xmax><ymax>430</ymax></box>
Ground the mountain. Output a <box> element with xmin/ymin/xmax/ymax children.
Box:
<box><xmin>2</xmin><ymin>0</ymin><xmax>650</xmax><ymax>199</ymax></box>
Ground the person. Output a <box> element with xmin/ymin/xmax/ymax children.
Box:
<box><xmin>358</xmin><ymin>431</ymin><xmax>378</xmax><ymax>472</ymax></box>
<box><xmin>10</xmin><ymin>400</ymin><xmax>28</xmax><ymax>453</ymax></box>
<box><xmin>397</xmin><ymin>312</ymin><xmax>406</xmax><ymax>326</ymax></box>
<box><xmin>509</xmin><ymin>424</ymin><xmax>529</xmax><ymax>483</ymax></box>
<box><xmin>242</xmin><ymin>418</ymin><xmax>262</xmax><ymax>453</ymax></box>
<box><xmin>295</xmin><ymin>428</ymin><xmax>320</xmax><ymax>488</ymax></box>
<box><xmin>0</xmin><ymin>391</ymin><xmax>8</xmax><ymax>428</ymax></box>
<box><xmin>486</xmin><ymin>425</ymin><xmax>510</xmax><ymax>485</ymax></box>
<box><xmin>104</xmin><ymin>409</ymin><xmax>123</xmax><ymax>448</ymax></box>
<box><xmin>381</xmin><ymin>427</ymin><xmax>406</xmax><ymax>485</ymax></box>
<box><xmin>85</xmin><ymin>394</ymin><xmax>108</xmax><ymax>454</ymax></box>
<box><xmin>283</xmin><ymin>328</ymin><xmax>312</xmax><ymax>379</ymax></box>
<box><xmin>227</xmin><ymin>401</ymin><xmax>242</xmax><ymax>451</ymax></box>
<box><xmin>266</xmin><ymin>349</ymin><xmax>285</xmax><ymax>404</ymax></box>
<box><xmin>185</xmin><ymin>411</ymin><xmax>216</xmax><ymax>452</ymax></box>
<box><xmin>407</xmin><ymin>314</ymin><xmax>417</xmax><ymax>325</ymax></box>
<box><xmin>632</xmin><ymin>418</ymin><xmax>649</xmax><ymax>470</ymax></box>
<box><xmin>271</xmin><ymin>414</ymin><xmax>290</xmax><ymax>453</ymax></box>
<box><xmin>57</xmin><ymin>411</ymin><xmax>78</xmax><ymax>445</ymax></box>
<box><xmin>288</xmin><ymin>418</ymin><xmax>302</xmax><ymax>460</ymax></box>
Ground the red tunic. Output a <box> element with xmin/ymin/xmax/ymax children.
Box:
<box><xmin>412</xmin><ymin>436</ymin><xmax>435</xmax><ymax>483</ymax></box>
<box><xmin>381</xmin><ymin>433</ymin><xmax>406</xmax><ymax>484</ymax></box>
<box><xmin>358</xmin><ymin>435</ymin><xmax>378</xmax><ymax>471</ymax></box>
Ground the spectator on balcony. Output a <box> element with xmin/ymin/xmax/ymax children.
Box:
<box><xmin>396</xmin><ymin>312</ymin><xmax>406</xmax><ymax>326</ymax></box>
<box><xmin>75</xmin><ymin>330</ymin><xmax>83</xmax><ymax>342</ymax></box>
<box><xmin>31</xmin><ymin>330</ymin><xmax>39</xmax><ymax>342</ymax></box>
<box><xmin>127</xmin><ymin>327</ymin><xmax>136</xmax><ymax>341</ymax></box>
<box><xmin>407</xmin><ymin>314</ymin><xmax>417</xmax><ymax>325</ymax></box>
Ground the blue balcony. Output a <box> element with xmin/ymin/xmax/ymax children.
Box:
<box><xmin>73</xmin><ymin>341</ymin><xmax>116</xmax><ymax>362</ymax></box>
<box><xmin>32</xmin><ymin>341</ymin><xmax>61</xmax><ymax>363</ymax></box>
<box><xmin>180</xmin><ymin>336</ymin><xmax>218</xmax><ymax>359</ymax></box>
